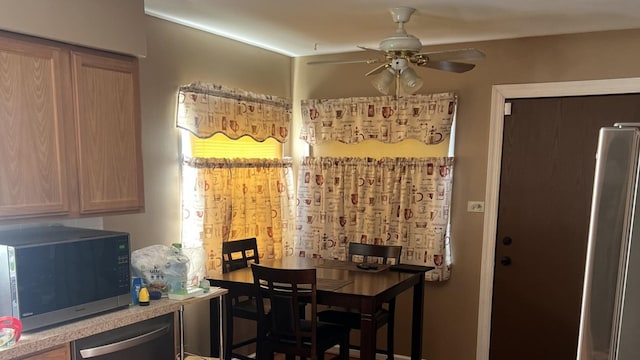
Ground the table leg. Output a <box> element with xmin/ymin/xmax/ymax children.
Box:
<box><xmin>359</xmin><ymin>312</ymin><xmax>376</xmax><ymax>360</ymax></box>
<box><xmin>210</xmin><ymin>298</ymin><xmax>221</xmax><ymax>357</ymax></box>
<box><xmin>411</xmin><ymin>273</ymin><xmax>425</xmax><ymax>360</ymax></box>
<box><xmin>218</xmin><ymin>295</ymin><xmax>224</xmax><ymax>360</ymax></box>
<box><xmin>178</xmin><ymin>305</ymin><xmax>185</xmax><ymax>360</ymax></box>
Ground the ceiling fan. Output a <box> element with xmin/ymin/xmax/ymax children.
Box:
<box><xmin>307</xmin><ymin>7</ymin><xmax>485</xmax><ymax>97</ymax></box>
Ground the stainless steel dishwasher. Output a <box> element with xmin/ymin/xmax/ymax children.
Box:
<box><xmin>71</xmin><ymin>312</ymin><xmax>175</xmax><ymax>360</ymax></box>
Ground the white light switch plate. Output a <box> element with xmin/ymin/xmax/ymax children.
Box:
<box><xmin>467</xmin><ymin>201</ymin><xmax>485</xmax><ymax>213</ymax></box>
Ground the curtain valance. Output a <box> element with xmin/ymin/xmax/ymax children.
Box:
<box><xmin>177</xmin><ymin>82</ymin><xmax>292</xmax><ymax>142</ymax></box>
<box><xmin>299</xmin><ymin>92</ymin><xmax>457</xmax><ymax>146</ymax></box>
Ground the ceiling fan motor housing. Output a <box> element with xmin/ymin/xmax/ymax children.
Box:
<box><xmin>379</xmin><ymin>7</ymin><xmax>422</xmax><ymax>53</ymax></box>
<box><xmin>379</xmin><ymin>34</ymin><xmax>422</xmax><ymax>53</ymax></box>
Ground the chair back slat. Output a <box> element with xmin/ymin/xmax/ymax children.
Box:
<box><xmin>348</xmin><ymin>242</ymin><xmax>402</xmax><ymax>264</ymax></box>
<box><xmin>222</xmin><ymin>238</ymin><xmax>259</xmax><ymax>274</ymax></box>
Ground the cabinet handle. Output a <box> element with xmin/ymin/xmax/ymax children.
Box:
<box><xmin>78</xmin><ymin>324</ymin><xmax>170</xmax><ymax>358</ymax></box>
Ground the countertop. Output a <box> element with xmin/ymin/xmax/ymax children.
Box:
<box><xmin>0</xmin><ymin>287</ymin><xmax>227</xmax><ymax>360</ymax></box>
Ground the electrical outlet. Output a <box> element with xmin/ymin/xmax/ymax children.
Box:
<box><xmin>467</xmin><ymin>201</ymin><xmax>485</xmax><ymax>213</ymax></box>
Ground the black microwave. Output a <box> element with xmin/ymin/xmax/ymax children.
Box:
<box><xmin>0</xmin><ymin>225</ymin><xmax>131</xmax><ymax>331</ymax></box>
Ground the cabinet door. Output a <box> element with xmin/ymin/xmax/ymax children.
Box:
<box><xmin>20</xmin><ymin>344</ymin><xmax>70</xmax><ymax>360</ymax></box>
<box><xmin>0</xmin><ymin>35</ymin><xmax>70</xmax><ymax>218</ymax></box>
<box><xmin>70</xmin><ymin>50</ymin><xmax>144</xmax><ymax>214</ymax></box>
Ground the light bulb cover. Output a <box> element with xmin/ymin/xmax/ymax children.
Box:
<box><xmin>371</xmin><ymin>68</ymin><xmax>396</xmax><ymax>95</ymax></box>
<box><xmin>400</xmin><ymin>67</ymin><xmax>423</xmax><ymax>94</ymax></box>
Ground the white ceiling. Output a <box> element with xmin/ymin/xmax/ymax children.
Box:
<box><xmin>144</xmin><ymin>0</ymin><xmax>640</xmax><ymax>57</ymax></box>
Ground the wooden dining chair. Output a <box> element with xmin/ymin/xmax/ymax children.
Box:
<box><xmin>251</xmin><ymin>264</ymin><xmax>350</xmax><ymax>360</ymax></box>
<box><xmin>220</xmin><ymin>238</ymin><xmax>260</xmax><ymax>360</ymax></box>
<box><xmin>318</xmin><ymin>242</ymin><xmax>402</xmax><ymax>360</ymax></box>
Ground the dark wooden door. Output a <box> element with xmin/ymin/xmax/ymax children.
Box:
<box><xmin>490</xmin><ymin>94</ymin><xmax>640</xmax><ymax>359</ymax></box>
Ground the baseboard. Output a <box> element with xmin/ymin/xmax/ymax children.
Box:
<box><xmin>325</xmin><ymin>346</ymin><xmax>426</xmax><ymax>360</ymax></box>
<box><xmin>245</xmin><ymin>347</ymin><xmax>426</xmax><ymax>360</ymax></box>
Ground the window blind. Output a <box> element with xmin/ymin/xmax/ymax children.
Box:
<box><xmin>186</xmin><ymin>133</ymin><xmax>282</xmax><ymax>159</ymax></box>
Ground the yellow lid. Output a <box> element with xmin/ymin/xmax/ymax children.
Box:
<box><xmin>138</xmin><ymin>287</ymin><xmax>150</xmax><ymax>302</ymax></box>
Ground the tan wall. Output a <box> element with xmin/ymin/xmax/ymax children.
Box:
<box><xmin>0</xmin><ymin>0</ymin><xmax>147</xmax><ymax>56</ymax></box>
<box><xmin>103</xmin><ymin>16</ymin><xmax>292</xmax><ymax>354</ymax></box>
<box><xmin>294</xmin><ymin>29</ymin><xmax>640</xmax><ymax>360</ymax></box>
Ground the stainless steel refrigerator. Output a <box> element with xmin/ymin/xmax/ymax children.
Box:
<box><xmin>577</xmin><ymin>123</ymin><xmax>640</xmax><ymax>360</ymax></box>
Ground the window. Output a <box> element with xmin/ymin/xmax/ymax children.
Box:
<box><xmin>177</xmin><ymin>82</ymin><xmax>294</xmax><ymax>276</ymax></box>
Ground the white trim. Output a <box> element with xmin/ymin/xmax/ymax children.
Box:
<box><xmin>476</xmin><ymin>77</ymin><xmax>640</xmax><ymax>360</ymax></box>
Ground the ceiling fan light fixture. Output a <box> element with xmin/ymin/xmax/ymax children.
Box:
<box><xmin>307</xmin><ymin>6</ymin><xmax>485</xmax><ymax>95</ymax></box>
<box><xmin>371</xmin><ymin>67</ymin><xmax>396</xmax><ymax>95</ymax></box>
<box><xmin>400</xmin><ymin>67</ymin><xmax>423</xmax><ymax>94</ymax></box>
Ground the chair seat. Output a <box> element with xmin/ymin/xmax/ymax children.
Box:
<box><xmin>318</xmin><ymin>308</ymin><xmax>390</xmax><ymax>329</ymax></box>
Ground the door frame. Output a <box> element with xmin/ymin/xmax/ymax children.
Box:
<box><xmin>476</xmin><ymin>77</ymin><xmax>640</xmax><ymax>360</ymax></box>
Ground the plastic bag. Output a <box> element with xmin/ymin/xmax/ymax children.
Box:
<box><xmin>131</xmin><ymin>245</ymin><xmax>190</xmax><ymax>293</ymax></box>
<box><xmin>0</xmin><ymin>317</ymin><xmax>21</xmax><ymax>349</ymax></box>
<box><xmin>181</xmin><ymin>247</ymin><xmax>206</xmax><ymax>287</ymax></box>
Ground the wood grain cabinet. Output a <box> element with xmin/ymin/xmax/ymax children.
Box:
<box><xmin>70</xmin><ymin>50</ymin><xmax>144</xmax><ymax>214</ymax></box>
<box><xmin>0</xmin><ymin>33</ymin><xmax>71</xmax><ymax>218</ymax></box>
<box><xmin>19</xmin><ymin>344</ymin><xmax>71</xmax><ymax>360</ymax></box>
<box><xmin>0</xmin><ymin>31</ymin><xmax>144</xmax><ymax>220</ymax></box>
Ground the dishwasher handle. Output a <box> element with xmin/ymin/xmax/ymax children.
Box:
<box><xmin>78</xmin><ymin>324</ymin><xmax>170</xmax><ymax>358</ymax></box>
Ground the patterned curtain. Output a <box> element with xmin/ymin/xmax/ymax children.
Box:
<box><xmin>177</xmin><ymin>82</ymin><xmax>292</xmax><ymax>142</ymax></box>
<box><xmin>177</xmin><ymin>82</ymin><xmax>293</xmax><ymax>279</ymax></box>
<box><xmin>299</xmin><ymin>92</ymin><xmax>456</xmax><ymax>145</ymax></box>
<box><xmin>292</xmin><ymin>157</ymin><xmax>453</xmax><ymax>281</ymax></box>
<box><xmin>181</xmin><ymin>158</ymin><xmax>296</xmax><ymax>276</ymax></box>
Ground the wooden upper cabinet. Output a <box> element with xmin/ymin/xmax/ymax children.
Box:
<box><xmin>0</xmin><ymin>30</ymin><xmax>144</xmax><ymax>221</ymax></box>
<box><xmin>70</xmin><ymin>50</ymin><xmax>144</xmax><ymax>214</ymax></box>
<box><xmin>0</xmin><ymin>34</ymin><xmax>70</xmax><ymax>218</ymax></box>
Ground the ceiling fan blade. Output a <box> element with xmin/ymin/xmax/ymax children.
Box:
<box><xmin>416</xmin><ymin>48</ymin><xmax>485</xmax><ymax>63</ymax></box>
<box><xmin>357</xmin><ymin>45</ymin><xmax>383</xmax><ymax>53</ymax></box>
<box><xmin>365</xmin><ymin>63</ymin><xmax>390</xmax><ymax>76</ymax></box>
<box><xmin>419</xmin><ymin>60</ymin><xmax>476</xmax><ymax>73</ymax></box>
<box><xmin>307</xmin><ymin>58</ymin><xmax>384</xmax><ymax>66</ymax></box>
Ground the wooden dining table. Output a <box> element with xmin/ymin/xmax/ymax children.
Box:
<box><xmin>207</xmin><ymin>256</ymin><xmax>426</xmax><ymax>360</ymax></box>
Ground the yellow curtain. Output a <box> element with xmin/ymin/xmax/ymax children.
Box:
<box><xmin>181</xmin><ymin>158</ymin><xmax>295</xmax><ymax>276</ymax></box>
<box><xmin>177</xmin><ymin>82</ymin><xmax>293</xmax><ymax>279</ymax></box>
